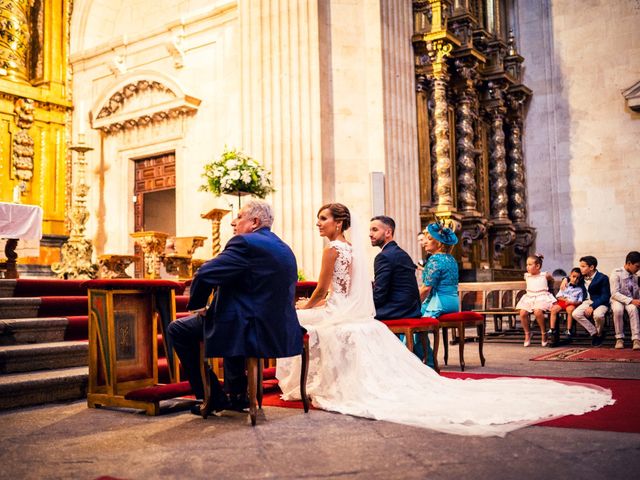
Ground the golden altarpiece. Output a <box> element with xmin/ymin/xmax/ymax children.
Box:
<box><xmin>0</xmin><ymin>0</ymin><xmax>71</xmax><ymax>273</ymax></box>
<box><xmin>413</xmin><ymin>0</ymin><xmax>535</xmax><ymax>280</ymax></box>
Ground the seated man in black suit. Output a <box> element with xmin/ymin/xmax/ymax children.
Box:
<box><xmin>370</xmin><ymin>215</ymin><xmax>421</xmax><ymax>320</ymax></box>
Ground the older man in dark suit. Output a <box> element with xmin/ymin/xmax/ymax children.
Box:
<box><xmin>167</xmin><ymin>200</ymin><xmax>302</xmax><ymax>415</ymax></box>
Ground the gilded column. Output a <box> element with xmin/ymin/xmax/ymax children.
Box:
<box><xmin>428</xmin><ymin>40</ymin><xmax>454</xmax><ymax>211</ymax></box>
<box><xmin>0</xmin><ymin>0</ymin><xmax>31</xmax><ymax>82</ymax></box>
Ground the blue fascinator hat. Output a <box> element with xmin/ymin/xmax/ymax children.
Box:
<box><xmin>426</xmin><ymin>220</ymin><xmax>458</xmax><ymax>246</ymax></box>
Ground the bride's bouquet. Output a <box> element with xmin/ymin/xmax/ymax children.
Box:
<box><xmin>200</xmin><ymin>147</ymin><xmax>275</xmax><ymax>198</ymax></box>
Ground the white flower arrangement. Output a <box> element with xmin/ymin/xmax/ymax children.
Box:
<box><xmin>200</xmin><ymin>147</ymin><xmax>275</xmax><ymax>198</ymax></box>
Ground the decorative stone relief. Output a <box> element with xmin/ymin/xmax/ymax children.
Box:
<box><xmin>12</xmin><ymin>97</ymin><xmax>35</xmax><ymax>187</ymax></box>
<box><xmin>92</xmin><ymin>77</ymin><xmax>201</xmax><ymax>135</ymax></box>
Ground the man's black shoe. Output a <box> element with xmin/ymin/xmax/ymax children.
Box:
<box><xmin>228</xmin><ymin>393</ymin><xmax>250</xmax><ymax>412</ymax></box>
<box><xmin>200</xmin><ymin>368</ymin><xmax>232</xmax><ymax>418</ymax></box>
<box><xmin>591</xmin><ymin>334</ymin><xmax>604</xmax><ymax>347</ymax></box>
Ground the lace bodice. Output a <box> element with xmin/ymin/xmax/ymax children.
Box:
<box><xmin>422</xmin><ymin>253</ymin><xmax>459</xmax><ymax>288</ymax></box>
<box><xmin>329</xmin><ymin>240</ymin><xmax>352</xmax><ymax>296</ymax></box>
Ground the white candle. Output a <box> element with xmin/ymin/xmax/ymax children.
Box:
<box><xmin>12</xmin><ymin>185</ymin><xmax>20</xmax><ymax>203</ymax></box>
<box><xmin>78</xmin><ymin>101</ymin><xmax>86</xmax><ymax>135</ymax></box>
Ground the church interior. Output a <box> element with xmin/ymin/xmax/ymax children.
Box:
<box><xmin>0</xmin><ymin>1</ymin><xmax>639</xmax><ymax>479</ymax></box>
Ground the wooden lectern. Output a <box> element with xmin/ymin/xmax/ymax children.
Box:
<box><xmin>85</xmin><ymin>279</ymin><xmax>185</xmax><ymax>415</ymax></box>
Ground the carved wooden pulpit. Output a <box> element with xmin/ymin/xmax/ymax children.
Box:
<box><xmin>85</xmin><ymin>279</ymin><xmax>184</xmax><ymax>415</ymax></box>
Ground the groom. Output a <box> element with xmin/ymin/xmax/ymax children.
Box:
<box><xmin>370</xmin><ymin>216</ymin><xmax>421</xmax><ymax>320</ymax></box>
<box><xmin>167</xmin><ymin>200</ymin><xmax>302</xmax><ymax>414</ymax></box>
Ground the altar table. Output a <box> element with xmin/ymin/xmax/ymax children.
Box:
<box><xmin>0</xmin><ymin>202</ymin><xmax>43</xmax><ymax>278</ymax></box>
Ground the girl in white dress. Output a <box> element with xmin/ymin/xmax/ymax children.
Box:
<box><xmin>276</xmin><ymin>204</ymin><xmax>613</xmax><ymax>436</ymax></box>
<box><xmin>515</xmin><ymin>254</ymin><xmax>557</xmax><ymax>347</ymax></box>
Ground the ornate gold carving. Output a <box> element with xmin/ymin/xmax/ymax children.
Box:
<box><xmin>163</xmin><ymin>254</ymin><xmax>192</xmax><ymax>280</ymax></box>
<box><xmin>11</xmin><ymin>97</ymin><xmax>34</xmax><ymax>192</ymax></box>
<box><xmin>51</xmin><ymin>139</ymin><xmax>98</xmax><ymax>279</ymax></box>
<box><xmin>130</xmin><ymin>231</ymin><xmax>168</xmax><ymax>279</ymax></box>
<box><xmin>0</xmin><ymin>0</ymin><xmax>32</xmax><ymax>81</ymax></box>
<box><xmin>425</xmin><ymin>40</ymin><xmax>454</xmax><ymax>212</ymax></box>
<box><xmin>172</xmin><ymin>236</ymin><xmax>206</xmax><ymax>256</ymax></box>
<box><xmin>201</xmin><ymin>208</ymin><xmax>231</xmax><ymax>258</ymax></box>
<box><xmin>98</xmin><ymin>254</ymin><xmax>137</xmax><ymax>279</ymax></box>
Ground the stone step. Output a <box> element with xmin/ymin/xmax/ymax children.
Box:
<box><xmin>0</xmin><ymin>297</ymin><xmax>41</xmax><ymax>319</ymax></box>
<box><xmin>0</xmin><ymin>280</ymin><xmax>16</xmax><ymax>298</ymax></box>
<box><xmin>0</xmin><ymin>318</ymin><xmax>69</xmax><ymax>345</ymax></box>
<box><xmin>0</xmin><ymin>366</ymin><xmax>88</xmax><ymax>410</ymax></box>
<box><xmin>0</xmin><ymin>341</ymin><xmax>88</xmax><ymax>374</ymax></box>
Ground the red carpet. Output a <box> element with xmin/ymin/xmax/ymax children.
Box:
<box><xmin>531</xmin><ymin>347</ymin><xmax>640</xmax><ymax>363</ymax></box>
<box><xmin>261</xmin><ymin>372</ymin><xmax>640</xmax><ymax>434</ymax></box>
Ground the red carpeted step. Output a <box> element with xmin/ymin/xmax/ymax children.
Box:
<box><xmin>39</xmin><ymin>296</ymin><xmax>88</xmax><ymax>317</ymax></box>
<box><xmin>14</xmin><ymin>279</ymin><xmax>88</xmax><ymax>297</ymax></box>
<box><xmin>64</xmin><ymin>316</ymin><xmax>88</xmax><ymax>341</ymax></box>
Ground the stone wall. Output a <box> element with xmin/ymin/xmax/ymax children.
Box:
<box><xmin>519</xmin><ymin>0</ymin><xmax>640</xmax><ymax>275</ymax></box>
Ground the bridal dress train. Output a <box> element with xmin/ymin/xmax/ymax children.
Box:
<box><xmin>276</xmin><ymin>238</ymin><xmax>614</xmax><ymax>437</ymax></box>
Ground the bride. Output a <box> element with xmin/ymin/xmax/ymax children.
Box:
<box><xmin>276</xmin><ymin>203</ymin><xmax>614</xmax><ymax>436</ymax></box>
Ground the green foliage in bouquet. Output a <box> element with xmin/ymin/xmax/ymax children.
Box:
<box><xmin>200</xmin><ymin>147</ymin><xmax>275</xmax><ymax>198</ymax></box>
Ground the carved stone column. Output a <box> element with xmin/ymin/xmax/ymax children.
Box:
<box><xmin>130</xmin><ymin>231</ymin><xmax>168</xmax><ymax>279</ymax></box>
<box><xmin>201</xmin><ymin>208</ymin><xmax>230</xmax><ymax>258</ymax></box>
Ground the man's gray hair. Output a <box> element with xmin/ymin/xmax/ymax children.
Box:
<box><xmin>243</xmin><ymin>199</ymin><xmax>274</xmax><ymax>228</ymax></box>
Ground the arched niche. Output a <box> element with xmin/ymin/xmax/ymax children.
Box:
<box><xmin>90</xmin><ymin>70</ymin><xmax>201</xmax><ymax>135</ymax></box>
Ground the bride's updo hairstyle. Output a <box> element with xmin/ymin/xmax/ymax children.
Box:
<box><xmin>318</xmin><ymin>203</ymin><xmax>351</xmax><ymax>232</ymax></box>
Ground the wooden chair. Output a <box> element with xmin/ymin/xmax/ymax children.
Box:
<box><xmin>436</xmin><ymin>311</ymin><xmax>485</xmax><ymax>371</ymax></box>
<box><xmin>246</xmin><ymin>332</ymin><xmax>310</xmax><ymax>426</ymax></box>
<box><xmin>380</xmin><ymin>318</ymin><xmax>440</xmax><ymax>373</ymax></box>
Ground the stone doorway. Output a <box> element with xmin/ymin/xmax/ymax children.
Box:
<box><xmin>133</xmin><ymin>152</ymin><xmax>176</xmax><ymax>277</ymax></box>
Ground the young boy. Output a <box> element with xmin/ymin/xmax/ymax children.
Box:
<box><xmin>610</xmin><ymin>251</ymin><xmax>640</xmax><ymax>350</ymax></box>
<box><xmin>572</xmin><ymin>256</ymin><xmax>611</xmax><ymax>347</ymax></box>
<box><xmin>547</xmin><ymin>267</ymin><xmax>586</xmax><ymax>347</ymax></box>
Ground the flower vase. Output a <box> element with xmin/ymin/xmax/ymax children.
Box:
<box><xmin>227</xmin><ymin>190</ymin><xmax>251</xmax><ymax>209</ymax></box>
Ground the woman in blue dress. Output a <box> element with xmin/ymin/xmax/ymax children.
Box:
<box><xmin>415</xmin><ymin>221</ymin><xmax>459</xmax><ymax>367</ymax></box>
<box><xmin>420</xmin><ymin>221</ymin><xmax>460</xmax><ymax>317</ymax></box>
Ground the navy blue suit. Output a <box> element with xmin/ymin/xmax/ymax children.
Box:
<box><xmin>167</xmin><ymin>227</ymin><xmax>302</xmax><ymax>399</ymax></box>
<box><xmin>587</xmin><ymin>271</ymin><xmax>611</xmax><ymax>310</ymax></box>
<box><xmin>373</xmin><ymin>241</ymin><xmax>422</xmax><ymax>320</ymax></box>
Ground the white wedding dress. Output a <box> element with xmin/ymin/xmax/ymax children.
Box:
<box><xmin>276</xmin><ymin>234</ymin><xmax>614</xmax><ymax>437</ymax></box>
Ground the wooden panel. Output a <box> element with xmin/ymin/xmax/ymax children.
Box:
<box><xmin>133</xmin><ymin>152</ymin><xmax>175</xmax><ymax>277</ymax></box>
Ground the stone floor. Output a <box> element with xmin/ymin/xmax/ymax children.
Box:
<box><xmin>1</xmin><ymin>341</ymin><xmax>639</xmax><ymax>480</ymax></box>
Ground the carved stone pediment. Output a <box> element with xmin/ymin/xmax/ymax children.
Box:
<box><xmin>91</xmin><ymin>71</ymin><xmax>201</xmax><ymax>134</ymax></box>
<box><xmin>622</xmin><ymin>81</ymin><xmax>640</xmax><ymax>112</ymax></box>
